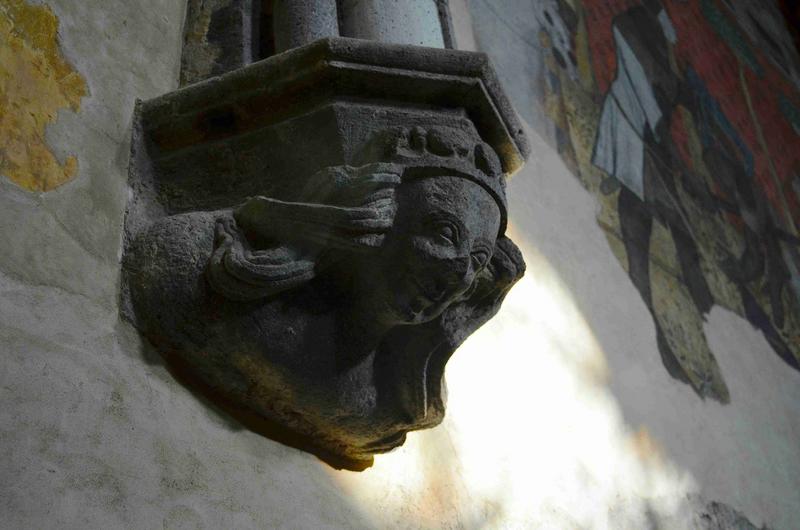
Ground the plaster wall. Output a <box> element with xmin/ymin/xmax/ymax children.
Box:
<box><xmin>0</xmin><ymin>1</ymin><xmax>798</xmax><ymax>529</ymax></box>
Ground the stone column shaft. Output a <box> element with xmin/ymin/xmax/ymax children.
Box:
<box><xmin>338</xmin><ymin>0</ymin><xmax>446</xmax><ymax>48</ymax></box>
<box><xmin>273</xmin><ymin>0</ymin><xmax>340</xmax><ymax>53</ymax></box>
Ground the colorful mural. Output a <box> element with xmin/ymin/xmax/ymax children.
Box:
<box><xmin>535</xmin><ymin>0</ymin><xmax>800</xmax><ymax>402</ymax></box>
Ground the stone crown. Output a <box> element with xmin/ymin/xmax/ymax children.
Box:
<box><xmin>360</xmin><ymin>126</ymin><xmax>509</xmax><ymax>235</ymax></box>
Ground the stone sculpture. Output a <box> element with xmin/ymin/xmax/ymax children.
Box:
<box><xmin>122</xmin><ymin>38</ymin><xmax>528</xmax><ymax>468</ymax></box>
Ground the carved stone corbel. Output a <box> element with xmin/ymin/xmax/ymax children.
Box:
<box><xmin>122</xmin><ymin>37</ymin><xmax>529</xmax><ymax>468</ymax></box>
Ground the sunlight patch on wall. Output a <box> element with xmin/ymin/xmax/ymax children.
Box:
<box><xmin>0</xmin><ymin>0</ymin><xmax>87</xmax><ymax>192</ymax></box>
<box><xmin>330</xmin><ymin>232</ymin><xmax>697</xmax><ymax>529</ymax></box>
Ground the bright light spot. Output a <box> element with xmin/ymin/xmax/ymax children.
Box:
<box><xmin>330</xmin><ymin>237</ymin><xmax>697</xmax><ymax>529</ymax></box>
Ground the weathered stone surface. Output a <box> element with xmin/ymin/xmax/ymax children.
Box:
<box><xmin>273</xmin><ymin>0</ymin><xmax>338</xmax><ymax>53</ymax></box>
<box><xmin>338</xmin><ymin>0</ymin><xmax>445</xmax><ymax>48</ymax></box>
<box><xmin>123</xmin><ymin>37</ymin><xmax>528</xmax><ymax>467</ymax></box>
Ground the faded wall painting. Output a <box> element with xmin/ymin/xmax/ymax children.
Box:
<box><xmin>0</xmin><ymin>0</ymin><xmax>88</xmax><ymax>191</ymax></box>
<box><xmin>534</xmin><ymin>0</ymin><xmax>800</xmax><ymax>402</ymax></box>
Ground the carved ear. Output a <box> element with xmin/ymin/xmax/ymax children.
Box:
<box><xmin>489</xmin><ymin>236</ymin><xmax>526</xmax><ymax>288</ymax></box>
<box><xmin>463</xmin><ymin>236</ymin><xmax>526</xmax><ymax>305</ymax></box>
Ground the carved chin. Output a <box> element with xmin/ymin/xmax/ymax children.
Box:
<box><xmin>357</xmin><ymin>403</ymin><xmax>445</xmax><ymax>456</ymax></box>
<box><xmin>359</xmin><ymin>403</ymin><xmax>446</xmax><ymax>455</ymax></box>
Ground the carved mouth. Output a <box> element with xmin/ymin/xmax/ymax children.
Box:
<box><xmin>393</xmin><ymin>276</ymin><xmax>434</xmax><ymax>321</ymax></box>
<box><xmin>408</xmin><ymin>277</ymin><xmax>444</xmax><ymax>313</ymax></box>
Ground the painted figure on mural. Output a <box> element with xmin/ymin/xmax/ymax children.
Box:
<box><xmin>685</xmin><ymin>68</ymin><xmax>799</xmax><ymax>371</ymax></box>
<box><xmin>590</xmin><ymin>0</ymin><xmax>728</xmax><ymax>399</ymax></box>
<box><xmin>536</xmin><ymin>0</ymin><xmax>800</xmax><ymax>402</ymax></box>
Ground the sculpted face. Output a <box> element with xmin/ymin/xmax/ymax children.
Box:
<box><xmin>353</xmin><ymin>176</ymin><xmax>501</xmax><ymax>326</ymax></box>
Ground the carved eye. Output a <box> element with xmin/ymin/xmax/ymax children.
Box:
<box><xmin>471</xmin><ymin>249</ymin><xmax>490</xmax><ymax>270</ymax></box>
<box><xmin>434</xmin><ymin>222</ymin><xmax>458</xmax><ymax>245</ymax></box>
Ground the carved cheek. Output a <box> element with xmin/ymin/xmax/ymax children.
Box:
<box><xmin>409</xmin><ymin>235</ymin><xmax>453</xmax><ymax>262</ymax></box>
<box><xmin>434</xmin><ymin>255</ymin><xmax>473</xmax><ymax>296</ymax></box>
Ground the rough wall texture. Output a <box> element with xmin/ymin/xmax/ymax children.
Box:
<box><xmin>0</xmin><ymin>0</ymin><xmax>798</xmax><ymax>529</ymax></box>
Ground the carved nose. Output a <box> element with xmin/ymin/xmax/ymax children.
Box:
<box><xmin>434</xmin><ymin>256</ymin><xmax>472</xmax><ymax>296</ymax></box>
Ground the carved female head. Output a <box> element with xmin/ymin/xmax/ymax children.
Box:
<box><xmin>350</xmin><ymin>174</ymin><xmax>501</xmax><ymax>327</ymax></box>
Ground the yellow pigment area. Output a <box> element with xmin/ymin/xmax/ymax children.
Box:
<box><xmin>0</xmin><ymin>0</ymin><xmax>87</xmax><ymax>191</ymax></box>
